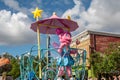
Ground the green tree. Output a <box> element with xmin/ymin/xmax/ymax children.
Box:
<box><xmin>89</xmin><ymin>52</ymin><xmax>103</xmax><ymax>76</ymax></box>
<box><xmin>0</xmin><ymin>52</ymin><xmax>13</xmax><ymax>75</ymax></box>
<box><xmin>0</xmin><ymin>64</ymin><xmax>12</xmax><ymax>74</ymax></box>
<box><xmin>89</xmin><ymin>42</ymin><xmax>120</xmax><ymax>79</ymax></box>
<box><xmin>8</xmin><ymin>58</ymin><xmax>20</xmax><ymax>79</ymax></box>
<box><xmin>105</xmin><ymin>43</ymin><xmax>120</xmax><ymax>72</ymax></box>
<box><xmin>2</xmin><ymin>52</ymin><xmax>14</xmax><ymax>59</ymax></box>
<box><xmin>0</xmin><ymin>52</ymin><xmax>20</xmax><ymax>79</ymax></box>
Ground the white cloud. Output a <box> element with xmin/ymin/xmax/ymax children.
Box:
<box><xmin>81</xmin><ymin>0</ymin><xmax>120</xmax><ymax>33</ymax></box>
<box><xmin>0</xmin><ymin>10</ymin><xmax>36</xmax><ymax>45</ymax></box>
<box><xmin>2</xmin><ymin>0</ymin><xmax>19</xmax><ymax>10</ymax></box>
<box><xmin>1</xmin><ymin>0</ymin><xmax>32</xmax><ymax>15</ymax></box>
<box><xmin>1</xmin><ymin>0</ymin><xmax>48</xmax><ymax>19</ymax></box>
<box><xmin>62</xmin><ymin>0</ymin><xmax>120</xmax><ymax>35</ymax></box>
<box><xmin>1</xmin><ymin>0</ymin><xmax>120</xmax><ymax>46</ymax></box>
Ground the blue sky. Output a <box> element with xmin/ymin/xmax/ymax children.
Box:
<box><xmin>0</xmin><ymin>0</ymin><xmax>120</xmax><ymax>56</ymax></box>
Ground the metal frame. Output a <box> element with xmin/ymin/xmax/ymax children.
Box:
<box><xmin>19</xmin><ymin>45</ymin><xmax>87</xmax><ymax>80</ymax></box>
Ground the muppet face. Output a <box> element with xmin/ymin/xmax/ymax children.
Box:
<box><xmin>60</xmin><ymin>32</ymin><xmax>72</xmax><ymax>45</ymax></box>
<box><xmin>56</xmin><ymin>28</ymin><xmax>72</xmax><ymax>45</ymax></box>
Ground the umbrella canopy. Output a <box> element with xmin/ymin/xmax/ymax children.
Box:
<box><xmin>30</xmin><ymin>13</ymin><xmax>79</xmax><ymax>34</ymax></box>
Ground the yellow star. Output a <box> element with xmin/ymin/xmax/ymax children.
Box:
<box><xmin>32</xmin><ymin>7</ymin><xmax>43</xmax><ymax>19</ymax></box>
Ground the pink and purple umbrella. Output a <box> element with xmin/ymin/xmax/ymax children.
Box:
<box><xmin>30</xmin><ymin>13</ymin><xmax>79</xmax><ymax>34</ymax></box>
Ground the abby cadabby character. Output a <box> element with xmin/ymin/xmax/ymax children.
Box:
<box><xmin>56</xmin><ymin>28</ymin><xmax>75</xmax><ymax>79</ymax></box>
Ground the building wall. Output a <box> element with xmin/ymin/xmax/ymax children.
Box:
<box><xmin>71</xmin><ymin>34</ymin><xmax>91</xmax><ymax>67</ymax></box>
<box><xmin>71</xmin><ymin>33</ymin><xmax>120</xmax><ymax>67</ymax></box>
<box><xmin>77</xmin><ymin>38</ymin><xmax>90</xmax><ymax>67</ymax></box>
<box><xmin>92</xmin><ymin>34</ymin><xmax>120</xmax><ymax>53</ymax></box>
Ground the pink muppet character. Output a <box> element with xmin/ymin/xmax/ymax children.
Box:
<box><xmin>56</xmin><ymin>28</ymin><xmax>72</xmax><ymax>53</ymax></box>
<box><xmin>56</xmin><ymin>28</ymin><xmax>74</xmax><ymax>79</ymax></box>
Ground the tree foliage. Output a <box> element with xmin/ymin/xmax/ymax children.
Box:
<box><xmin>0</xmin><ymin>53</ymin><xmax>20</xmax><ymax>79</ymax></box>
<box><xmin>0</xmin><ymin>52</ymin><xmax>13</xmax><ymax>74</ymax></box>
<box><xmin>90</xmin><ymin>42</ymin><xmax>120</xmax><ymax>77</ymax></box>
<box><xmin>7</xmin><ymin>58</ymin><xmax>20</xmax><ymax>79</ymax></box>
<box><xmin>0</xmin><ymin>64</ymin><xmax>12</xmax><ymax>74</ymax></box>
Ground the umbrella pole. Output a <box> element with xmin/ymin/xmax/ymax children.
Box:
<box><xmin>36</xmin><ymin>18</ymin><xmax>42</xmax><ymax>79</ymax></box>
<box><xmin>31</xmin><ymin>7</ymin><xmax>43</xmax><ymax>79</ymax></box>
<box><xmin>47</xmin><ymin>34</ymin><xmax>51</xmax><ymax>67</ymax></box>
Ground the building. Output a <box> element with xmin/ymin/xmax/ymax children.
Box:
<box><xmin>71</xmin><ymin>30</ymin><xmax>120</xmax><ymax>67</ymax></box>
